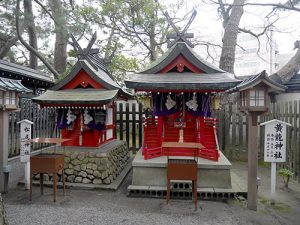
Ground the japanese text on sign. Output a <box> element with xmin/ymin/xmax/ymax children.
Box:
<box><xmin>20</xmin><ymin>122</ymin><xmax>32</xmax><ymax>162</ymax></box>
<box><xmin>264</xmin><ymin>121</ymin><xmax>286</xmax><ymax>162</ymax></box>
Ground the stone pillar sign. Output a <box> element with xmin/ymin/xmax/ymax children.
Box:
<box><xmin>260</xmin><ymin>119</ymin><xmax>291</xmax><ymax>204</ymax></box>
<box><xmin>17</xmin><ymin>119</ymin><xmax>34</xmax><ymax>189</ymax></box>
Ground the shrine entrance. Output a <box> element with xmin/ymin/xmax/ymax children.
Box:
<box><xmin>125</xmin><ymin>10</ymin><xmax>243</xmax><ymax>200</ymax></box>
<box><xmin>60</xmin><ymin>107</ymin><xmax>108</xmax><ymax>147</ymax></box>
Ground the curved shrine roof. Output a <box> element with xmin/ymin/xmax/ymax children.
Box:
<box><xmin>140</xmin><ymin>42</ymin><xmax>224</xmax><ymax>74</ymax></box>
<box><xmin>0</xmin><ymin>77</ymin><xmax>32</xmax><ymax>93</ymax></box>
<box><xmin>125</xmin><ymin>42</ymin><xmax>241</xmax><ymax>91</ymax></box>
<box><xmin>34</xmin><ymin>46</ymin><xmax>132</xmax><ymax>106</ymax></box>
<box><xmin>33</xmin><ymin>89</ymin><xmax>118</xmax><ymax>105</ymax></box>
<box><xmin>283</xmin><ymin>72</ymin><xmax>300</xmax><ymax>92</ymax></box>
<box><xmin>227</xmin><ymin>70</ymin><xmax>286</xmax><ymax>93</ymax></box>
<box><xmin>126</xmin><ymin>72</ymin><xmax>238</xmax><ymax>91</ymax></box>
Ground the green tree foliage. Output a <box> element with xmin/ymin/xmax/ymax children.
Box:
<box><xmin>1</xmin><ymin>0</ymin><xmax>189</xmax><ymax>82</ymax></box>
<box><xmin>79</xmin><ymin>0</ymin><xmax>169</xmax><ymax>62</ymax></box>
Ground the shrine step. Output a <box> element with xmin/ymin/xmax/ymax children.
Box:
<box><xmin>128</xmin><ymin>185</ymin><xmax>245</xmax><ymax>200</ymax></box>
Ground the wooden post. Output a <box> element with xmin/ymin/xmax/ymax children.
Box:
<box><xmin>132</xmin><ymin>103</ymin><xmax>136</xmax><ymax>153</ymax></box>
<box><xmin>125</xmin><ymin>103</ymin><xmax>130</xmax><ymax>147</ymax></box>
<box><xmin>247</xmin><ymin>112</ymin><xmax>258</xmax><ymax>211</ymax></box>
<box><xmin>138</xmin><ymin>103</ymin><xmax>143</xmax><ymax>149</ymax></box>
<box><xmin>299</xmin><ymin>100</ymin><xmax>300</xmax><ymax>182</ymax></box>
<box><xmin>0</xmin><ymin>111</ymin><xmax>9</xmax><ymax>193</ymax></box>
<box><xmin>270</xmin><ymin>162</ymin><xmax>276</xmax><ymax>204</ymax></box>
<box><xmin>119</xmin><ymin>103</ymin><xmax>123</xmax><ymax>140</ymax></box>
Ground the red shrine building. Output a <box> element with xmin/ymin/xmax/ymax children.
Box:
<box><xmin>33</xmin><ymin>34</ymin><xmax>130</xmax><ymax>147</ymax></box>
<box><xmin>125</xmin><ymin>25</ymin><xmax>240</xmax><ymax>161</ymax></box>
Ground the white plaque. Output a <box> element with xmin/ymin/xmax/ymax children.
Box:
<box><xmin>18</xmin><ymin>120</ymin><xmax>34</xmax><ymax>163</ymax></box>
<box><xmin>261</xmin><ymin>119</ymin><xmax>290</xmax><ymax>163</ymax></box>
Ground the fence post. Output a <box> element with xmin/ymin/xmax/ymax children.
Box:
<box><xmin>293</xmin><ymin>101</ymin><xmax>297</xmax><ymax>179</ymax></box>
<box><xmin>231</xmin><ymin>104</ymin><xmax>237</xmax><ymax>158</ymax></box>
<box><xmin>119</xmin><ymin>103</ymin><xmax>123</xmax><ymax>140</ymax></box>
<box><xmin>238</xmin><ymin>112</ymin><xmax>244</xmax><ymax>152</ymax></box>
<box><xmin>224</xmin><ymin>103</ymin><xmax>232</xmax><ymax>157</ymax></box>
<box><xmin>138</xmin><ymin>103</ymin><xmax>143</xmax><ymax>149</ymax></box>
<box><xmin>125</xmin><ymin>103</ymin><xmax>130</xmax><ymax>148</ymax></box>
<box><xmin>298</xmin><ymin>100</ymin><xmax>300</xmax><ymax>182</ymax></box>
<box><xmin>132</xmin><ymin>104</ymin><xmax>136</xmax><ymax>153</ymax></box>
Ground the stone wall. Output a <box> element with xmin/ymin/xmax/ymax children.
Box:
<box><xmin>33</xmin><ymin>140</ymin><xmax>130</xmax><ymax>185</ymax></box>
<box><xmin>0</xmin><ymin>193</ymin><xmax>8</xmax><ymax>225</ymax></box>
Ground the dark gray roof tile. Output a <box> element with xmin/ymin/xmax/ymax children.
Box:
<box><xmin>140</xmin><ymin>42</ymin><xmax>224</xmax><ymax>74</ymax></box>
<box><xmin>125</xmin><ymin>72</ymin><xmax>241</xmax><ymax>91</ymax></box>
<box><xmin>32</xmin><ymin>89</ymin><xmax>118</xmax><ymax>105</ymax></box>
<box><xmin>0</xmin><ymin>77</ymin><xmax>32</xmax><ymax>93</ymax></box>
<box><xmin>0</xmin><ymin>59</ymin><xmax>54</xmax><ymax>84</ymax></box>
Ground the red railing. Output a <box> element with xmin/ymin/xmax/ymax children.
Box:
<box><xmin>142</xmin><ymin>117</ymin><xmax>219</xmax><ymax>161</ymax></box>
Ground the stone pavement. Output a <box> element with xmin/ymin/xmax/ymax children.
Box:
<box><xmin>3</xmin><ymin>162</ymin><xmax>300</xmax><ymax>225</ymax></box>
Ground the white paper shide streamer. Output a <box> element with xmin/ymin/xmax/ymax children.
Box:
<box><xmin>84</xmin><ymin>108</ymin><xmax>93</xmax><ymax>124</ymax></box>
<box><xmin>165</xmin><ymin>94</ymin><xmax>176</xmax><ymax>110</ymax></box>
<box><xmin>186</xmin><ymin>95</ymin><xmax>198</xmax><ymax>111</ymax></box>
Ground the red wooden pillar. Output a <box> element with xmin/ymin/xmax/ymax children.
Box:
<box><xmin>157</xmin><ymin>116</ymin><xmax>163</xmax><ymax>146</ymax></box>
<box><xmin>199</xmin><ymin>117</ymin><xmax>205</xmax><ymax>142</ymax></box>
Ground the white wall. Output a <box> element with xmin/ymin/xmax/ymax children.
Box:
<box><xmin>276</xmin><ymin>93</ymin><xmax>300</xmax><ymax>102</ymax></box>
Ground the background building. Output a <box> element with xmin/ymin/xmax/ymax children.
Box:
<box><xmin>234</xmin><ymin>32</ymin><xmax>293</xmax><ymax>77</ymax></box>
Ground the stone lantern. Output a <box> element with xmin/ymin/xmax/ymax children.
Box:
<box><xmin>227</xmin><ymin>70</ymin><xmax>286</xmax><ymax>211</ymax></box>
<box><xmin>0</xmin><ymin>78</ymin><xmax>31</xmax><ymax>193</ymax></box>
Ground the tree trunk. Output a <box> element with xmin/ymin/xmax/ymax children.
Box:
<box><xmin>24</xmin><ymin>0</ymin><xmax>38</xmax><ymax>69</ymax></box>
<box><xmin>16</xmin><ymin>0</ymin><xmax>60</xmax><ymax>79</ymax></box>
<box><xmin>49</xmin><ymin>0</ymin><xmax>68</xmax><ymax>74</ymax></box>
<box><xmin>274</xmin><ymin>41</ymin><xmax>300</xmax><ymax>82</ymax></box>
<box><xmin>219</xmin><ymin>0</ymin><xmax>245</xmax><ymax>73</ymax></box>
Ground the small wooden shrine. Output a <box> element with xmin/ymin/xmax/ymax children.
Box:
<box><xmin>125</xmin><ymin>11</ymin><xmax>240</xmax><ymax>161</ymax></box>
<box><xmin>33</xmin><ymin>33</ymin><xmax>130</xmax><ymax>147</ymax></box>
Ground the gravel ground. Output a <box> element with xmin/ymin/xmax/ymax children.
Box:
<box><xmin>3</xmin><ymin>162</ymin><xmax>300</xmax><ymax>225</ymax></box>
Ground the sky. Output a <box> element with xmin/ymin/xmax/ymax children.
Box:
<box><xmin>171</xmin><ymin>0</ymin><xmax>300</xmax><ymax>56</ymax></box>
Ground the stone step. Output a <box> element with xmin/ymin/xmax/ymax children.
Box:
<box><xmin>128</xmin><ymin>185</ymin><xmax>245</xmax><ymax>200</ymax></box>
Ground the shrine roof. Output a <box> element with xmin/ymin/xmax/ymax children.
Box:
<box><xmin>283</xmin><ymin>72</ymin><xmax>300</xmax><ymax>92</ymax></box>
<box><xmin>32</xmin><ymin>89</ymin><xmax>118</xmax><ymax>105</ymax></box>
<box><xmin>0</xmin><ymin>59</ymin><xmax>54</xmax><ymax>89</ymax></box>
<box><xmin>140</xmin><ymin>42</ymin><xmax>225</xmax><ymax>74</ymax></box>
<box><xmin>125</xmin><ymin>72</ymin><xmax>240</xmax><ymax>91</ymax></box>
<box><xmin>0</xmin><ymin>77</ymin><xmax>32</xmax><ymax>93</ymax></box>
<box><xmin>52</xmin><ymin>60</ymin><xmax>119</xmax><ymax>90</ymax></box>
<box><xmin>227</xmin><ymin>70</ymin><xmax>286</xmax><ymax>93</ymax></box>
<box><xmin>50</xmin><ymin>59</ymin><xmax>131</xmax><ymax>99</ymax></box>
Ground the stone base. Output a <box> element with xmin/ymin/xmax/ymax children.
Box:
<box><xmin>131</xmin><ymin>150</ymin><xmax>232</xmax><ymax>189</ymax></box>
<box><xmin>33</xmin><ymin>140</ymin><xmax>130</xmax><ymax>185</ymax></box>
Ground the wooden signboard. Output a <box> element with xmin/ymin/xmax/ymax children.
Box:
<box><xmin>17</xmin><ymin>119</ymin><xmax>34</xmax><ymax>189</ymax></box>
<box><xmin>260</xmin><ymin>119</ymin><xmax>291</xmax><ymax>204</ymax></box>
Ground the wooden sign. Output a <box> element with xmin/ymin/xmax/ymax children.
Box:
<box><xmin>261</xmin><ymin>119</ymin><xmax>290</xmax><ymax>163</ymax></box>
<box><xmin>18</xmin><ymin>120</ymin><xmax>34</xmax><ymax>163</ymax></box>
<box><xmin>260</xmin><ymin>119</ymin><xmax>291</xmax><ymax>204</ymax></box>
<box><xmin>17</xmin><ymin>119</ymin><xmax>34</xmax><ymax>190</ymax></box>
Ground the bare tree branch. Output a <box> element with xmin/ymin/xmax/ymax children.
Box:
<box><xmin>209</xmin><ymin>0</ymin><xmax>300</xmax><ymax>13</ymax></box>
